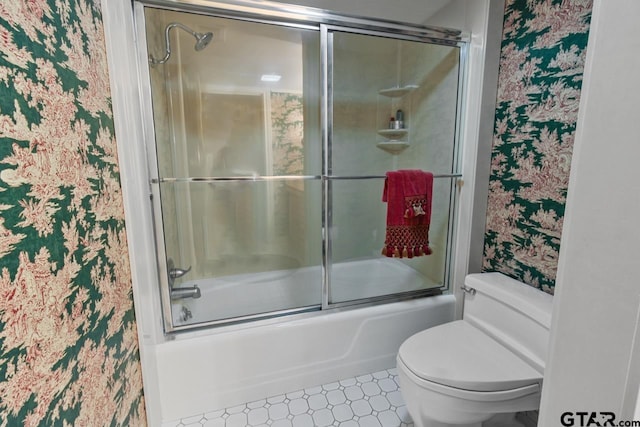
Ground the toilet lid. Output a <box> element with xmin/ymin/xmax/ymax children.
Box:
<box><xmin>398</xmin><ymin>320</ymin><xmax>542</xmax><ymax>392</ymax></box>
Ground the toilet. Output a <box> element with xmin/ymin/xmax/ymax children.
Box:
<box><xmin>397</xmin><ymin>272</ymin><xmax>553</xmax><ymax>427</ymax></box>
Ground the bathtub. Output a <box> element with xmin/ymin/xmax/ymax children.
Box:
<box><xmin>171</xmin><ymin>257</ymin><xmax>442</xmax><ymax>325</ymax></box>
<box><xmin>154</xmin><ymin>259</ymin><xmax>456</xmax><ymax>423</ymax></box>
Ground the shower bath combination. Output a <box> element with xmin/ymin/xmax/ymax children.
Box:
<box><xmin>120</xmin><ymin>0</ymin><xmax>483</xmax><ymax>422</ymax></box>
<box><xmin>141</xmin><ymin>5</ymin><xmax>466</xmax><ymax>333</ymax></box>
<box><xmin>149</xmin><ymin>22</ymin><xmax>213</xmax><ymax>65</ymax></box>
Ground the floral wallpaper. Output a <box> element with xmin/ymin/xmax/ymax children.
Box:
<box><xmin>0</xmin><ymin>1</ymin><xmax>146</xmax><ymax>426</ymax></box>
<box><xmin>482</xmin><ymin>0</ymin><xmax>593</xmax><ymax>294</ymax></box>
<box><xmin>270</xmin><ymin>91</ymin><xmax>304</xmax><ymax>176</ymax></box>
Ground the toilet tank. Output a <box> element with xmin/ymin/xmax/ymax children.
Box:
<box><xmin>462</xmin><ymin>273</ymin><xmax>553</xmax><ymax>374</ymax></box>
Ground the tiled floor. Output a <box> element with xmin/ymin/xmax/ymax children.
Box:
<box><xmin>163</xmin><ymin>368</ymin><xmax>413</xmax><ymax>427</ymax></box>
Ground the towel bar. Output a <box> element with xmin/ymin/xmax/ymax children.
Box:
<box><xmin>152</xmin><ymin>173</ymin><xmax>462</xmax><ymax>184</ymax></box>
<box><xmin>326</xmin><ymin>174</ymin><xmax>462</xmax><ymax>180</ymax></box>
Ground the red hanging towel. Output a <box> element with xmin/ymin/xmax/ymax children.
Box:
<box><xmin>382</xmin><ymin>170</ymin><xmax>433</xmax><ymax>258</ymax></box>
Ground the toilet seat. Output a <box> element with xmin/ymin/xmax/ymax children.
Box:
<box><xmin>397</xmin><ymin>357</ymin><xmax>540</xmax><ymax>402</ymax></box>
<box><xmin>397</xmin><ymin>320</ymin><xmax>542</xmax><ymax>394</ymax></box>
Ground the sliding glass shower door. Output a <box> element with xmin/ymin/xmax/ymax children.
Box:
<box><xmin>138</xmin><ymin>2</ymin><xmax>466</xmax><ymax>332</ymax></box>
<box><xmin>144</xmin><ymin>8</ymin><xmax>323</xmax><ymax>325</ymax></box>
<box><xmin>327</xmin><ymin>30</ymin><xmax>461</xmax><ymax>304</ymax></box>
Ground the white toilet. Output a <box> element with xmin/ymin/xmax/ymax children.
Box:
<box><xmin>397</xmin><ymin>272</ymin><xmax>553</xmax><ymax>427</ymax></box>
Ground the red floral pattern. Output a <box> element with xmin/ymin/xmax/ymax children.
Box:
<box><xmin>0</xmin><ymin>1</ymin><xmax>146</xmax><ymax>425</ymax></box>
<box><xmin>482</xmin><ymin>0</ymin><xmax>592</xmax><ymax>293</ymax></box>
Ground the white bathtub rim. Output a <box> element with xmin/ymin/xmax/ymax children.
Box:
<box><xmin>165</xmin><ymin>292</ymin><xmax>452</xmax><ymax>341</ymax></box>
<box><xmin>170</xmin><ymin>257</ymin><xmax>442</xmax><ymax>329</ymax></box>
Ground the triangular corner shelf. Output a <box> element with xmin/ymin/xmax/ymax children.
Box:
<box><xmin>377</xmin><ymin>128</ymin><xmax>408</xmax><ymax>140</ymax></box>
<box><xmin>376</xmin><ymin>141</ymin><xmax>410</xmax><ymax>154</ymax></box>
<box><xmin>378</xmin><ymin>85</ymin><xmax>419</xmax><ymax>98</ymax></box>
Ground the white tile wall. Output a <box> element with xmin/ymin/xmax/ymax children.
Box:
<box><xmin>163</xmin><ymin>368</ymin><xmax>413</xmax><ymax>427</ymax></box>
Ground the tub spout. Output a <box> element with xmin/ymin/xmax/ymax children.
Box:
<box><xmin>171</xmin><ymin>285</ymin><xmax>201</xmax><ymax>300</ymax></box>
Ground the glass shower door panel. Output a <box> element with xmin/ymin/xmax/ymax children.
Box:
<box><xmin>328</xmin><ymin>179</ymin><xmax>446</xmax><ymax>304</ymax></box>
<box><xmin>144</xmin><ymin>9</ymin><xmax>322</xmax><ymax>181</ymax></box>
<box><xmin>328</xmin><ymin>30</ymin><xmax>460</xmax><ymax>304</ymax></box>
<box><xmin>144</xmin><ymin>8</ymin><xmax>324</xmax><ymax>327</ymax></box>
<box><xmin>161</xmin><ymin>179</ymin><xmax>322</xmax><ymax>325</ymax></box>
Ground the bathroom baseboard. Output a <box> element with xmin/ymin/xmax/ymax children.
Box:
<box><xmin>516</xmin><ymin>411</ymin><xmax>539</xmax><ymax>427</ymax></box>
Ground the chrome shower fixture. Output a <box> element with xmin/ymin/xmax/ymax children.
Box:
<box><xmin>149</xmin><ymin>22</ymin><xmax>214</xmax><ymax>65</ymax></box>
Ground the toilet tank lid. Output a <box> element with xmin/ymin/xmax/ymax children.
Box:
<box><xmin>465</xmin><ymin>273</ymin><xmax>553</xmax><ymax>328</ymax></box>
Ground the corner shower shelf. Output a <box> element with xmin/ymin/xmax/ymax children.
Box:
<box><xmin>376</xmin><ymin>141</ymin><xmax>410</xmax><ymax>154</ymax></box>
<box><xmin>377</xmin><ymin>128</ymin><xmax>408</xmax><ymax>140</ymax></box>
<box><xmin>378</xmin><ymin>85</ymin><xmax>418</xmax><ymax>98</ymax></box>
<box><xmin>376</xmin><ymin>85</ymin><xmax>417</xmax><ymax>155</ymax></box>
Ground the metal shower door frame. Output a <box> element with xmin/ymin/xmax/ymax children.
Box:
<box><xmin>133</xmin><ymin>0</ymin><xmax>469</xmax><ymax>333</ymax></box>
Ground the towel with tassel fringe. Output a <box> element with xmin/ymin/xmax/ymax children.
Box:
<box><xmin>382</xmin><ymin>170</ymin><xmax>433</xmax><ymax>258</ymax></box>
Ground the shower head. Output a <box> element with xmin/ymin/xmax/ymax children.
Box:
<box><xmin>194</xmin><ymin>31</ymin><xmax>214</xmax><ymax>51</ymax></box>
<box><xmin>149</xmin><ymin>22</ymin><xmax>214</xmax><ymax>65</ymax></box>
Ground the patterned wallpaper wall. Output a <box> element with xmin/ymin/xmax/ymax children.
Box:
<box><xmin>0</xmin><ymin>1</ymin><xmax>146</xmax><ymax>426</ymax></box>
<box><xmin>270</xmin><ymin>92</ymin><xmax>304</xmax><ymax>176</ymax></box>
<box><xmin>482</xmin><ymin>0</ymin><xmax>593</xmax><ymax>293</ymax></box>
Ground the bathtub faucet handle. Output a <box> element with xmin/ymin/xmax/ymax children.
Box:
<box><xmin>169</xmin><ymin>265</ymin><xmax>192</xmax><ymax>280</ymax></box>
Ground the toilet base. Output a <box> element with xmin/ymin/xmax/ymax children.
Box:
<box><xmin>414</xmin><ymin>413</ymin><xmax>524</xmax><ymax>427</ymax></box>
<box><xmin>484</xmin><ymin>413</ymin><xmax>525</xmax><ymax>426</ymax></box>
<box><xmin>415</xmin><ymin>421</ymin><xmax>481</xmax><ymax>427</ymax></box>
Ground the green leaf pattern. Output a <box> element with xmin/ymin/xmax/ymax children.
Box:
<box><xmin>0</xmin><ymin>1</ymin><xmax>146</xmax><ymax>425</ymax></box>
<box><xmin>270</xmin><ymin>92</ymin><xmax>304</xmax><ymax>176</ymax></box>
<box><xmin>482</xmin><ymin>0</ymin><xmax>592</xmax><ymax>293</ymax></box>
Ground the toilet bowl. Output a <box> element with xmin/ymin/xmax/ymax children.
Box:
<box><xmin>397</xmin><ymin>273</ymin><xmax>553</xmax><ymax>427</ymax></box>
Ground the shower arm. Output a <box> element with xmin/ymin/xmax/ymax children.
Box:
<box><xmin>149</xmin><ymin>22</ymin><xmax>209</xmax><ymax>65</ymax></box>
<box><xmin>149</xmin><ymin>22</ymin><xmax>189</xmax><ymax>65</ymax></box>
